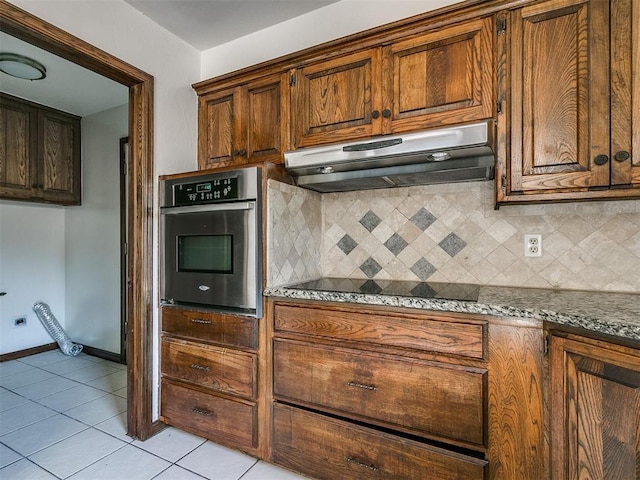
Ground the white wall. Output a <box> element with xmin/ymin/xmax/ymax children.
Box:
<box><xmin>0</xmin><ymin>202</ymin><xmax>66</xmax><ymax>354</ymax></box>
<box><xmin>201</xmin><ymin>0</ymin><xmax>461</xmax><ymax>78</ymax></box>
<box><xmin>65</xmin><ymin>104</ymin><xmax>128</xmax><ymax>354</ymax></box>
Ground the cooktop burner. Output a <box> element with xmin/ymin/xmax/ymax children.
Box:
<box><xmin>287</xmin><ymin>278</ymin><xmax>480</xmax><ymax>302</ymax></box>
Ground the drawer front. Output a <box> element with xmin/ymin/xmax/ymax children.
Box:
<box><xmin>274</xmin><ymin>339</ymin><xmax>485</xmax><ymax>446</ymax></box>
<box><xmin>162</xmin><ymin>307</ymin><xmax>258</xmax><ymax>349</ymax></box>
<box><xmin>161</xmin><ymin>380</ymin><xmax>257</xmax><ymax>450</ymax></box>
<box><xmin>161</xmin><ymin>339</ymin><xmax>256</xmax><ymax>399</ymax></box>
<box><xmin>274</xmin><ymin>304</ymin><xmax>485</xmax><ymax>359</ymax></box>
<box><xmin>272</xmin><ymin>403</ymin><xmax>487</xmax><ymax>480</ymax></box>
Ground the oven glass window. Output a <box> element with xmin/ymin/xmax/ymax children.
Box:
<box><xmin>177</xmin><ymin>235</ymin><xmax>233</xmax><ymax>273</ymax></box>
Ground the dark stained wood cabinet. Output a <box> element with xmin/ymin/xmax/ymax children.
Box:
<box><xmin>0</xmin><ymin>93</ymin><xmax>81</xmax><ymax>205</ymax></box>
<box><xmin>291</xmin><ymin>16</ymin><xmax>494</xmax><ymax>148</ymax></box>
<box><xmin>549</xmin><ymin>330</ymin><xmax>640</xmax><ymax>480</ymax></box>
<box><xmin>197</xmin><ymin>73</ymin><xmax>288</xmax><ymax>169</ymax></box>
<box><xmin>497</xmin><ymin>0</ymin><xmax>640</xmax><ymax>204</ymax></box>
<box><xmin>268</xmin><ymin>299</ymin><xmax>546</xmax><ymax>480</ymax></box>
<box><xmin>160</xmin><ymin>306</ymin><xmax>261</xmax><ymax>454</ymax></box>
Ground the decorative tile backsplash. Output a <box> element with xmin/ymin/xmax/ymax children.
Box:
<box><xmin>267</xmin><ymin>179</ymin><xmax>640</xmax><ymax>293</ymax></box>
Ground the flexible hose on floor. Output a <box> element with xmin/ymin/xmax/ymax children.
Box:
<box><xmin>32</xmin><ymin>301</ymin><xmax>83</xmax><ymax>356</ymax></box>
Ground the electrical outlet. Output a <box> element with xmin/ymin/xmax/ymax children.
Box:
<box><xmin>14</xmin><ymin>316</ymin><xmax>27</xmax><ymax>327</ymax></box>
<box><xmin>524</xmin><ymin>234</ymin><xmax>542</xmax><ymax>257</ymax></box>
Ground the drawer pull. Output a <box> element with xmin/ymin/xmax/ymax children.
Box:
<box><xmin>192</xmin><ymin>407</ymin><xmax>213</xmax><ymax>416</ymax></box>
<box><xmin>190</xmin><ymin>363</ymin><xmax>210</xmax><ymax>371</ymax></box>
<box><xmin>347</xmin><ymin>456</ymin><xmax>379</xmax><ymax>472</ymax></box>
<box><xmin>191</xmin><ymin>318</ymin><xmax>211</xmax><ymax>325</ymax></box>
<box><xmin>346</xmin><ymin>381</ymin><xmax>377</xmax><ymax>391</ymax></box>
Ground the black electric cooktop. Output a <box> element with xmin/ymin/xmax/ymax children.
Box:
<box><xmin>287</xmin><ymin>278</ymin><xmax>481</xmax><ymax>302</ymax></box>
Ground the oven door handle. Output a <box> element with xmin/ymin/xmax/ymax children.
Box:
<box><xmin>161</xmin><ymin>201</ymin><xmax>255</xmax><ymax>215</ymax></box>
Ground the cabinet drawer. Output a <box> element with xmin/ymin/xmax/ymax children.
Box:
<box><xmin>274</xmin><ymin>304</ymin><xmax>485</xmax><ymax>359</ymax></box>
<box><xmin>274</xmin><ymin>339</ymin><xmax>485</xmax><ymax>447</ymax></box>
<box><xmin>162</xmin><ymin>307</ymin><xmax>257</xmax><ymax>349</ymax></box>
<box><xmin>161</xmin><ymin>338</ymin><xmax>256</xmax><ymax>399</ymax></box>
<box><xmin>272</xmin><ymin>403</ymin><xmax>487</xmax><ymax>480</ymax></box>
<box><xmin>161</xmin><ymin>380</ymin><xmax>257</xmax><ymax>450</ymax></box>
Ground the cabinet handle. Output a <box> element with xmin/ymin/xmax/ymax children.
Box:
<box><xmin>614</xmin><ymin>151</ymin><xmax>630</xmax><ymax>162</ymax></box>
<box><xmin>231</xmin><ymin>149</ymin><xmax>247</xmax><ymax>156</ymax></box>
<box><xmin>346</xmin><ymin>380</ymin><xmax>377</xmax><ymax>391</ymax></box>
<box><xmin>346</xmin><ymin>456</ymin><xmax>379</xmax><ymax>472</ymax></box>
<box><xmin>190</xmin><ymin>318</ymin><xmax>211</xmax><ymax>325</ymax></box>
<box><xmin>192</xmin><ymin>407</ymin><xmax>213</xmax><ymax>416</ymax></box>
<box><xmin>382</xmin><ymin>108</ymin><xmax>391</xmax><ymax>118</ymax></box>
<box><xmin>371</xmin><ymin>110</ymin><xmax>380</xmax><ymax>119</ymax></box>
<box><xmin>594</xmin><ymin>154</ymin><xmax>609</xmax><ymax>166</ymax></box>
<box><xmin>190</xmin><ymin>363</ymin><xmax>210</xmax><ymax>371</ymax></box>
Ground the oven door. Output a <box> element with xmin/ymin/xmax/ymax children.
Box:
<box><xmin>161</xmin><ymin>202</ymin><xmax>259</xmax><ymax>315</ymax></box>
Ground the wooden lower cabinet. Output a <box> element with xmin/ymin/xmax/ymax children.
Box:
<box><xmin>269</xmin><ymin>299</ymin><xmax>546</xmax><ymax>480</ymax></box>
<box><xmin>160</xmin><ymin>306</ymin><xmax>261</xmax><ymax>455</ymax></box>
<box><xmin>161</xmin><ymin>380</ymin><xmax>257</xmax><ymax>450</ymax></box>
<box><xmin>272</xmin><ymin>403</ymin><xmax>487</xmax><ymax>480</ymax></box>
<box><xmin>549</xmin><ymin>331</ymin><xmax>640</xmax><ymax>480</ymax></box>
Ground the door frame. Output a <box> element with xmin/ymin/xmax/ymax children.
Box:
<box><xmin>0</xmin><ymin>1</ymin><xmax>156</xmax><ymax>440</ymax></box>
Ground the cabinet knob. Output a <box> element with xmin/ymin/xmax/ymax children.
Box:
<box><xmin>594</xmin><ymin>154</ymin><xmax>609</xmax><ymax>166</ymax></box>
<box><xmin>614</xmin><ymin>151</ymin><xmax>630</xmax><ymax>162</ymax></box>
<box><xmin>232</xmin><ymin>149</ymin><xmax>246</xmax><ymax>157</ymax></box>
<box><xmin>371</xmin><ymin>110</ymin><xmax>380</xmax><ymax>119</ymax></box>
<box><xmin>382</xmin><ymin>108</ymin><xmax>392</xmax><ymax>118</ymax></box>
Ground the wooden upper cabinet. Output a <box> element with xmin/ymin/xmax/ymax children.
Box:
<box><xmin>0</xmin><ymin>96</ymin><xmax>37</xmax><ymax>200</ymax></box>
<box><xmin>500</xmin><ymin>0</ymin><xmax>640</xmax><ymax>202</ymax></box>
<box><xmin>198</xmin><ymin>73</ymin><xmax>288</xmax><ymax>169</ymax></box>
<box><xmin>291</xmin><ymin>49</ymin><xmax>381</xmax><ymax>148</ymax></box>
<box><xmin>383</xmin><ymin>16</ymin><xmax>494</xmax><ymax>134</ymax></box>
<box><xmin>39</xmin><ymin>109</ymin><xmax>81</xmax><ymax>204</ymax></box>
<box><xmin>549</xmin><ymin>332</ymin><xmax>640</xmax><ymax>480</ymax></box>
<box><xmin>0</xmin><ymin>93</ymin><xmax>80</xmax><ymax>205</ymax></box>
<box><xmin>291</xmin><ymin>16</ymin><xmax>494</xmax><ymax>148</ymax></box>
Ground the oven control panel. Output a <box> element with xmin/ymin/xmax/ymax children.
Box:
<box><xmin>173</xmin><ymin>177</ymin><xmax>239</xmax><ymax>205</ymax></box>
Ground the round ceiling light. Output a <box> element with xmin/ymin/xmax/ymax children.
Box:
<box><xmin>0</xmin><ymin>53</ymin><xmax>47</xmax><ymax>80</ymax></box>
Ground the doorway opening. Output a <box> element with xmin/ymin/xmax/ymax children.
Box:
<box><xmin>0</xmin><ymin>2</ymin><xmax>156</xmax><ymax>440</ymax></box>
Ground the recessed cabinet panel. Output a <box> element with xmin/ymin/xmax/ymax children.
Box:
<box><xmin>199</xmin><ymin>90</ymin><xmax>239</xmax><ymax>169</ymax></box>
<box><xmin>293</xmin><ymin>49</ymin><xmax>380</xmax><ymax>147</ymax></box>
<box><xmin>245</xmin><ymin>75</ymin><xmax>287</xmax><ymax>163</ymax></box>
<box><xmin>387</xmin><ymin>17</ymin><xmax>493</xmax><ymax>132</ymax></box>
<box><xmin>0</xmin><ymin>98</ymin><xmax>36</xmax><ymax>199</ymax></box>
<box><xmin>550</xmin><ymin>334</ymin><xmax>640</xmax><ymax>480</ymax></box>
<box><xmin>40</xmin><ymin>110</ymin><xmax>80</xmax><ymax>203</ymax></box>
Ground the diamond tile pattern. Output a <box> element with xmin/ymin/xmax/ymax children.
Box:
<box><xmin>266</xmin><ymin>178</ymin><xmax>640</xmax><ymax>291</ymax></box>
<box><xmin>439</xmin><ymin>232</ymin><xmax>467</xmax><ymax>257</ymax></box>
<box><xmin>360</xmin><ymin>210</ymin><xmax>382</xmax><ymax>232</ymax></box>
<box><xmin>360</xmin><ymin>257</ymin><xmax>383</xmax><ymax>278</ymax></box>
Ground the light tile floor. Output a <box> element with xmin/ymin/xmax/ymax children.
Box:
<box><xmin>0</xmin><ymin>350</ymin><xmax>309</xmax><ymax>479</ymax></box>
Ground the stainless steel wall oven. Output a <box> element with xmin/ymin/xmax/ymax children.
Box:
<box><xmin>160</xmin><ymin>167</ymin><xmax>261</xmax><ymax>317</ymax></box>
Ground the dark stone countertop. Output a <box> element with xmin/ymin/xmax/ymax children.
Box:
<box><xmin>264</xmin><ymin>278</ymin><xmax>640</xmax><ymax>342</ymax></box>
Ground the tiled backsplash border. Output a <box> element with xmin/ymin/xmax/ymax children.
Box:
<box><xmin>267</xmin><ymin>179</ymin><xmax>640</xmax><ymax>293</ymax></box>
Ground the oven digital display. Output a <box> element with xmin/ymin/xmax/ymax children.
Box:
<box><xmin>177</xmin><ymin>234</ymin><xmax>233</xmax><ymax>273</ymax></box>
<box><xmin>174</xmin><ymin>177</ymin><xmax>238</xmax><ymax>205</ymax></box>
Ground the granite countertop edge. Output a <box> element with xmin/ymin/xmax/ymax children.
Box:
<box><xmin>263</xmin><ymin>285</ymin><xmax>640</xmax><ymax>342</ymax></box>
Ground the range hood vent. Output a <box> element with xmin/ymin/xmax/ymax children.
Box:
<box><xmin>284</xmin><ymin>121</ymin><xmax>495</xmax><ymax>193</ymax></box>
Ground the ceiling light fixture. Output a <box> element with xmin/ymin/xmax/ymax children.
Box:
<box><xmin>0</xmin><ymin>53</ymin><xmax>47</xmax><ymax>80</ymax></box>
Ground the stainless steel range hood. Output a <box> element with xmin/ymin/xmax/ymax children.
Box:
<box><xmin>284</xmin><ymin>121</ymin><xmax>495</xmax><ymax>193</ymax></box>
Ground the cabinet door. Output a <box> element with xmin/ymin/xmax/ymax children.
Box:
<box><xmin>383</xmin><ymin>17</ymin><xmax>493</xmax><ymax>134</ymax></box>
<box><xmin>39</xmin><ymin>109</ymin><xmax>81</xmax><ymax>204</ymax></box>
<box><xmin>509</xmin><ymin>0</ymin><xmax>609</xmax><ymax>193</ymax></box>
<box><xmin>198</xmin><ymin>87</ymin><xmax>245</xmax><ymax>169</ymax></box>
<box><xmin>610</xmin><ymin>0</ymin><xmax>640</xmax><ymax>186</ymax></box>
<box><xmin>243</xmin><ymin>73</ymin><xmax>289</xmax><ymax>164</ymax></box>
<box><xmin>0</xmin><ymin>96</ymin><xmax>38</xmax><ymax>200</ymax></box>
<box><xmin>292</xmin><ymin>49</ymin><xmax>382</xmax><ymax>148</ymax></box>
<box><xmin>550</xmin><ymin>334</ymin><xmax>640</xmax><ymax>480</ymax></box>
